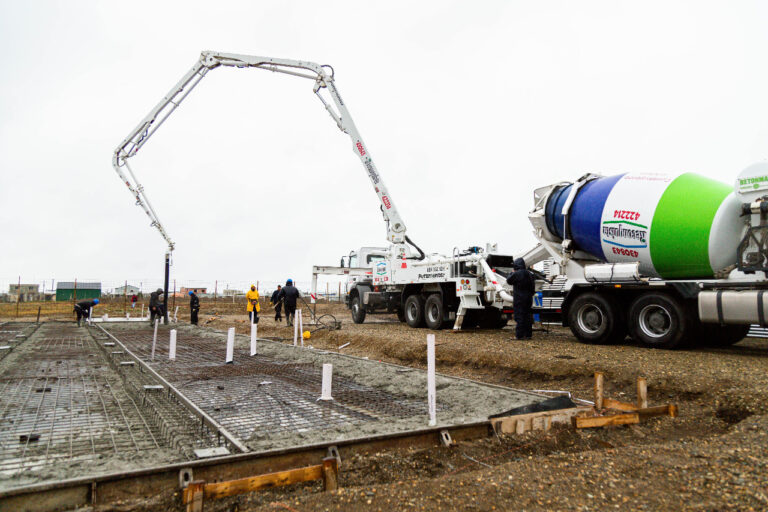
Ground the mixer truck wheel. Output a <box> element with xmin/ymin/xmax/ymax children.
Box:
<box><xmin>404</xmin><ymin>295</ymin><xmax>426</xmax><ymax>328</ymax></box>
<box><xmin>628</xmin><ymin>293</ymin><xmax>689</xmax><ymax>349</ymax></box>
<box><xmin>424</xmin><ymin>295</ymin><xmax>447</xmax><ymax>330</ymax></box>
<box><xmin>567</xmin><ymin>292</ymin><xmax>625</xmax><ymax>344</ymax></box>
<box><xmin>350</xmin><ymin>295</ymin><xmax>366</xmax><ymax>324</ymax></box>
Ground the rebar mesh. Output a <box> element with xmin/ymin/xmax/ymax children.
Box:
<box><xmin>0</xmin><ymin>324</ymin><xmax>172</xmax><ymax>476</ymax></box>
<box><xmin>108</xmin><ymin>328</ymin><xmax>433</xmax><ymax>444</ymax></box>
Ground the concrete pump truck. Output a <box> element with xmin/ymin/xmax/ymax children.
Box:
<box><xmin>111</xmin><ymin>51</ymin><xmax>521</xmax><ymax>330</ymax></box>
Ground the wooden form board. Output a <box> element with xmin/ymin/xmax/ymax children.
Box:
<box><xmin>490</xmin><ymin>406</ymin><xmax>593</xmax><ymax>435</ymax></box>
<box><xmin>183</xmin><ymin>457</ymin><xmax>338</xmax><ymax>511</ymax></box>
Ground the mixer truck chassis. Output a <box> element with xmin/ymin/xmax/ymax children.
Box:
<box><xmin>539</xmin><ymin>279</ymin><xmax>762</xmax><ymax>349</ymax></box>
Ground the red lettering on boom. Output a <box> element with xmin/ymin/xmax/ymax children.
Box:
<box><xmin>356</xmin><ymin>142</ymin><xmax>366</xmax><ymax>156</ymax></box>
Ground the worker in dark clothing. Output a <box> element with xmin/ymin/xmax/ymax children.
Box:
<box><xmin>149</xmin><ymin>288</ymin><xmax>165</xmax><ymax>324</ymax></box>
<box><xmin>74</xmin><ymin>299</ymin><xmax>99</xmax><ymax>326</ymax></box>
<box><xmin>270</xmin><ymin>285</ymin><xmax>283</xmax><ymax>322</ymax></box>
<box><xmin>277</xmin><ymin>279</ymin><xmax>301</xmax><ymax>327</ymax></box>
<box><xmin>506</xmin><ymin>258</ymin><xmax>536</xmax><ymax>340</ymax></box>
<box><xmin>188</xmin><ymin>291</ymin><xmax>200</xmax><ymax>325</ymax></box>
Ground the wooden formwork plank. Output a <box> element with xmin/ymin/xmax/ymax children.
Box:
<box><xmin>491</xmin><ymin>406</ymin><xmax>592</xmax><ymax>435</ymax></box>
<box><xmin>637</xmin><ymin>404</ymin><xmax>677</xmax><ymax>419</ymax></box>
<box><xmin>602</xmin><ymin>398</ymin><xmax>638</xmax><ymax>412</ymax></box>
<box><xmin>573</xmin><ymin>413</ymin><xmax>639</xmax><ymax>429</ymax></box>
<box><xmin>322</xmin><ymin>457</ymin><xmax>339</xmax><ymax>491</ymax></box>
<box><xmin>202</xmin><ymin>464</ymin><xmax>324</xmax><ymax>501</ymax></box>
<box><xmin>636</xmin><ymin>377</ymin><xmax>648</xmax><ymax>409</ymax></box>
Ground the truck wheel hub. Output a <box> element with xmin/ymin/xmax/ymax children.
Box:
<box><xmin>577</xmin><ymin>304</ymin><xmax>604</xmax><ymax>334</ymax></box>
<box><xmin>639</xmin><ymin>305</ymin><xmax>671</xmax><ymax>338</ymax></box>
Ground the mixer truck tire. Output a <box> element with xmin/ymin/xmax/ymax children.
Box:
<box><xmin>696</xmin><ymin>323</ymin><xmax>750</xmax><ymax>347</ymax></box>
<box><xmin>396</xmin><ymin>308</ymin><xmax>406</xmax><ymax>323</ymax></box>
<box><xmin>404</xmin><ymin>295</ymin><xmax>426</xmax><ymax>328</ymax></box>
<box><xmin>628</xmin><ymin>293</ymin><xmax>689</xmax><ymax>349</ymax></box>
<box><xmin>424</xmin><ymin>295</ymin><xmax>447</xmax><ymax>330</ymax></box>
<box><xmin>350</xmin><ymin>294</ymin><xmax>366</xmax><ymax>324</ymax></box>
<box><xmin>567</xmin><ymin>292</ymin><xmax>625</xmax><ymax>344</ymax></box>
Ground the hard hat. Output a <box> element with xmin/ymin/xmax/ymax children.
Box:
<box><xmin>93</xmin><ymin>299</ymin><xmax>100</xmax><ymax>305</ymax></box>
<box><xmin>156</xmin><ymin>288</ymin><xmax>163</xmax><ymax>293</ymax></box>
<box><xmin>188</xmin><ymin>291</ymin><xmax>194</xmax><ymax>295</ymax></box>
<box><xmin>302</xmin><ymin>330</ymin><xmax>311</xmax><ymax>340</ymax></box>
<box><xmin>286</xmin><ymin>279</ymin><xmax>293</xmax><ymax>285</ymax></box>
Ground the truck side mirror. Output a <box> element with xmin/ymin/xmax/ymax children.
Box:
<box><xmin>340</xmin><ymin>257</ymin><xmax>345</xmax><ymax>268</ymax></box>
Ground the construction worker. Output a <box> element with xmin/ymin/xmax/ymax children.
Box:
<box><xmin>149</xmin><ymin>288</ymin><xmax>164</xmax><ymax>324</ymax></box>
<box><xmin>246</xmin><ymin>284</ymin><xmax>260</xmax><ymax>324</ymax></box>
<box><xmin>506</xmin><ymin>258</ymin><xmax>535</xmax><ymax>340</ymax></box>
<box><xmin>130</xmin><ymin>293</ymin><xmax>137</xmax><ymax>309</ymax></box>
<box><xmin>74</xmin><ymin>298</ymin><xmax>99</xmax><ymax>326</ymax></box>
<box><xmin>270</xmin><ymin>285</ymin><xmax>283</xmax><ymax>322</ymax></box>
<box><xmin>277</xmin><ymin>279</ymin><xmax>301</xmax><ymax>327</ymax></box>
<box><xmin>189</xmin><ymin>291</ymin><xmax>200</xmax><ymax>325</ymax></box>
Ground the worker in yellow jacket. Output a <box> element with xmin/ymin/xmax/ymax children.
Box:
<box><xmin>246</xmin><ymin>284</ymin><xmax>260</xmax><ymax>324</ymax></box>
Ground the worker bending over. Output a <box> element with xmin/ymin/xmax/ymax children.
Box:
<box><xmin>506</xmin><ymin>258</ymin><xmax>535</xmax><ymax>340</ymax></box>
<box><xmin>74</xmin><ymin>298</ymin><xmax>99</xmax><ymax>326</ymax></box>
<box><xmin>246</xmin><ymin>284</ymin><xmax>260</xmax><ymax>324</ymax></box>
<box><xmin>270</xmin><ymin>284</ymin><xmax>283</xmax><ymax>322</ymax></box>
<box><xmin>277</xmin><ymin>279</ymin><xmax>301</xmax><ymax>327</ymax></box>
<box><xmin>188</xmin><ymin>291</ymin><xmax>200</xmax><ymax>325</ymax></box>
<box><xmin>149</xmin><ymin>288</ymin><xmax>165</xmax><ymax>324</ymax></box>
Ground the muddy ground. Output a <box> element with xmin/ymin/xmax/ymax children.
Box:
<box><xmin>8</xmin><ymin>301</ymin><xmax>768</xmax><ymax>511</ymax></box>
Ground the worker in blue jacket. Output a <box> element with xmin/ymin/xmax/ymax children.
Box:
<box><xmin>506</xmin><ymin>258</ymin><xmax>535</xmax><ymax>340</ymax></box>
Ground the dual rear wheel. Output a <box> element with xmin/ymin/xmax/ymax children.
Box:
<box><xmin>568</xmin><ymin>291</ymin><xmax>749</xmax><ymax>349</ymax></box>
<box><xmin>404</xmin><ymin>294</ymin><xmax>448</xmax><ymax>329</ymax></box>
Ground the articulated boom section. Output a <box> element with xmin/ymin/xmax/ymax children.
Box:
<box><xmin>112</xmin><ymin>51</ymin><xmax>407</xmax><ymax>251</ymax></box>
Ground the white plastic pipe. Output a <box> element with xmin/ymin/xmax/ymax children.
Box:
<box><xmin>169</xmin><ymin>329</ymin><xmax>177</xmax><ymax>360</ymax></box>
<box><xmin>293</xmin><ymin>311</ymin><xmax>298</xmax><ymax>347</ymax></box>
<box><xmin>319</xmin><ymin>363</ymin><xmax>333</xmax><ymax>400</ymax></box>
<box><xmin>299</xmin><ymin>309</ymin><xmax>304</xmax><ymax>347</ymax></box>
<box><xmin>173</xmin><ymin>306</ymin><xmax>179</xmax><ymax>323</ymax></box>
<box><xmin>226</xmin><ymin>327</ymin><xmax>234</xmax><ymax>363</ymax></box>
<box><xmin>250</xmin><ymin>323</ymin><xmax>257</xmax><ymax>356</ymax></box>
<box><xmin>151</xmin><ymin>318</ymin><xmax>159</xmax><ymax>361</ymax></box>
<box><xmin>141</xmin><ymin>304</ymin><xmax>144</xmax><ymax>319</ymax></box>
<box><xmin>427</xmin><ymin>333</ymin><xmax>436</xmax><ymax>426</ymax></box>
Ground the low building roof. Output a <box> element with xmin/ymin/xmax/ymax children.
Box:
<box><xmin>56</xmin><ymin>282</ymin><xmax>101</xmax><ymax>290</ymax></box>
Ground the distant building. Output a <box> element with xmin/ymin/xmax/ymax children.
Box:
<box><xmin>9</xmin><ymin>284</ymin><xmax>41</xmax><ymax>302</ymax></box>
<box><xmin>180</xmin><ymin>287</ymin><xmax>207</xmax><ymax>295</ymax></box>
<box><xmin>222</xmin><ymin>289</ymin><xmax>242</xmax><ymax>297</ymax></box>
<box><xmin>56</xmin><ymin>282</ymin><xmax>101</xmax><ymax>301</ymax></box>
<box><xmin>114</xmin><ymin>285</ymin><xmax>140</xmax><ymax>296</ymax></box>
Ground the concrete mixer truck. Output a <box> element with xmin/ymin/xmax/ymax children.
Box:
<box><xmin>521</xmin><ymin>163</ymin><xmax>768</xmax><ymax>349</ymax></box>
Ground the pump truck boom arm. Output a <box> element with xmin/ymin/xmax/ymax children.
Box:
<box><xmin>111</xmin><ymin>51</ymin><xmax>407</xmax><ymax>251</ymax></box>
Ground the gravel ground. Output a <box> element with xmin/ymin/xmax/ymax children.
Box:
<box><xmin>181</xmin><ymin>304</ymin><xmax>768</xmax><ymax>512</ymax></box>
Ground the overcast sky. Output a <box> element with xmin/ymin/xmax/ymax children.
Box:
<box><xmin>2</xmin><ymin>1</ymin><xmax>768</xmax><ymax>291</ymax></box>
